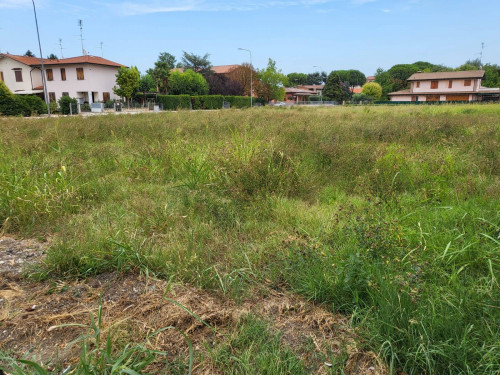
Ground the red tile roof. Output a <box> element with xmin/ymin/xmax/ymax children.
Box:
<box><xmin>211</xmin><ymin>65</ymin><xmax>240</xmax><ymax>74</ymax></box>
<box><xmin>1</xmin><ymin>53</ymin><xmax>124</xmax><ymax>67</ymax></box>
<box><xmin>407</xmin><ymin>70</ymin><xmax>485</xmax><ymax>81</ymax></box>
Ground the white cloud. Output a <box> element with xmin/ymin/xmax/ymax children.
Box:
<box><xmin>0</xmin><ymin>0</ymin><xmax>32</xmax><ymax>8</ymax></box>
<box><xmin>382</xmin><ymin>8</ymin><xmax>390</xmax><ymax>12</ymax></box>
<box><xmin>351</xmin><ymin>0</ymin><xmax>376</xmax><ymax>4</ymax></box>
<box><xmin>113</xmin><ymin>0</ymin><xmax>333</xmax><ymax>16</ymax></box>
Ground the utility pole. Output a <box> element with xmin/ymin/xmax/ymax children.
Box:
<box><xmin>31</xmin><ymin>0</ymin><xmax>50</xmax><ymax>116</ymax></box>
<box><xmin>479</xmin><ymin>42</ymin><xmax>485</xmax><ymax>68</ymax></box>
<box><xmin>99</xmin><ymin>41</ymin><xmax>103</xmax><ymax>57</ymax></box>
<box><xmin>238</xmin><ymin>48</ymin><xmax>253</xmax><ymax>108</ymax></box>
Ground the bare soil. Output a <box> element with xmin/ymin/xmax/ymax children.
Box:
<box><xmin>0</xmin><ymin>236</ymin><xmax>387</xmax><ymax>374</ymax></box>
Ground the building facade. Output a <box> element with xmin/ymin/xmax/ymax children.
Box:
<box><xmin>388</xmin><ymin>70</ymin><xmax>500</xmax><ymax>102</ymax></box>
<box><xmin>0</xmin><ymin>54</ymin><xmax>124</xmax><ymax>103</ymax></box>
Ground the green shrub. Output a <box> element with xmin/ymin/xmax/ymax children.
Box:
<box><xmin>223</xmin><ymin>96</ymin><xmax>252</xmax><ymax>108</ymax></box>
<box><xmin>58</xmin><ymin>95</ymin><xmax>78</xmax><ymax>115</ymax></box>
<box><xmin>201</xmin><ymin>95</ymin><xmax>223</xmax><ymax>109</ymax></box>
<box><xmin>0</xmin><ymin>82</ymin><xmax>47</xmax><ymax>116</ymax></box>
<box><xmin>191</xmin><ymin>96</ymin><xmax>202</xmax><ymax>110</ymax></box>
<box><xmin>157</xmin><ymin>95</ymin><xmax>191</xmax><ymax>110</ymax></box>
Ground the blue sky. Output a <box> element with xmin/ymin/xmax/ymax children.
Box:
<box><xmin>1</xmin><ymin>0</ymin><xmax>499</xmax><ymax>76</ymax></box>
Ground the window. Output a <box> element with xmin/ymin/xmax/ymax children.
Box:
<box><xmin>62</xmin><ymin>92</ymin><xmax>69</xmax><ymax>97</ymax></box>
<box><xmin>430</xmin><ymin>81</ymin><xmax>438</xmax><ymax>89</ymax></box>
<box><xmin>76</xmin><ymin>67</ymin><xmax>84</xmax><ymax>80</ymax></box>
<box><xmin>60</xmin><ymin>68</ymin><xmax>66</xmax><ymax>81</ymax></box>
<box><xmin>49</xmin><ymin>92</ymin><xmax>56</xmax><ymax>102</ymax></box>
<box><xmin>103</xmin><ymin>92</ymin><xmax>110</xmax><ymax>102</ymax></box>
<box><xmin>46</xmin><ymin>69</ymin><xmax>53</xmax><ymax>81</ymax></box>
<box><xmin>416</xmin><ymin>81</ymin><xmax>420</xmax><ymax>88</ymax></box>
<box><xmin>0</xmin><ymin>71</ymin><xmax>3</xmax><ymax>81</ymax></box>
<box><xmin>13</xmin><ymin>68</ymin><xmax>23</xmax><ymax>82</ymax></box>
<box><xmin>464</xmin><ymin>79</ymin><xmax>471</xmax><ymax>86</ymax></box>
<box><xmin>448</xmin><ymin>80</ymin><xmax>453</xmax><ymax>88</ymax></box>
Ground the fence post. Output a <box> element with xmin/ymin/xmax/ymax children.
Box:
<box><xmin>77</xmin><ymin>102</ymin><xmax>81</xmax><ymax>114</ymax></box>
<box><xmin>70</xmin><ymin>103</ymin><xmax>73</xmax><ymax>115</ymax></box>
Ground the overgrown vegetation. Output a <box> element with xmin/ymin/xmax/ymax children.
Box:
<box><xmin>0</xmin><ymin>105</ymin><xmax>499</xmax><ymax>374</ymax></box>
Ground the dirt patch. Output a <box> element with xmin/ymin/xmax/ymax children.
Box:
<box><xmin>0</xmin><ymin>237</ymin><xmax>387</xmax><ymax>374</ymax></box>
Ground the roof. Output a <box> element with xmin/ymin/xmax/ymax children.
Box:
<box><xmin>297</xmin><ymin>85</ymin><xmax>324</xmax><ymax>90</ymax></box>
<box><xmin>407</xmin><ymin>70</ymin><xmax>485</xmax><ymax>81</ymax></box>
<box><xmin>0</xmin><ymin>53</ymin><xmax>124</xmax><ymax>68</ymax></box>
<box><xmin>387</xmin><ymin>89</ymin><xmax>412</xmax><ymax>96</ymax></box>
<box><xmin>212</xmin><ymin>65</ymin><xmax>240</xmax><ymax>74</ymax></box>
<box><xmin>285</xmin><ymin>87</ymin><xmax>315</xmax><ymax>95</ymax></box>
<box><xmin>350</xmin><ymin>87</ymin><xmax>363</xmax><ymax>94</ymax></box>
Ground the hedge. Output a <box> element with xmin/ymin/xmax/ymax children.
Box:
<box><xmin>157</xmin><ymin>94</ymin><xmax>260</xmax><ymax>110</ymax></box>
<box><xmin>0</xmin><ymin>81</ymin><xmax>46</xmax><ymax>116</ymax></box>
<box><xmin>157</xmin><ymin>95</ymin><xmax>191</xmax><ymax>110</ymax></box>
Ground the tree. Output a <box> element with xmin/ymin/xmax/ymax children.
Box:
<box><xmin>167</xmin><ymin>69</ymin><xmax>209</xmax><ymax>96</ymax></box>
<box><xmin>138</xmin><ymin>73</ymin><xmax>156</xmax><ymax>93</ymax></box>
<box><xmin>226</xmin><ymin>63</ymin><xmax>258</xmax><ymax>97</ymax></box>
<box><xmin>482</xmin><ymin>64</ymin><xmax>500</xmax><ymax>88</ymax></box>
<box><xmin>256</xmin><ymin>58</ymin><xmax>288</xmax><ymax>101</ymax></box>
<box><xmin>181</xmin><ymin>52</ymin><xmax>212</xmax><ymax>77</ymax></box>
<box><xmin>323</xmin><ymin>71</ymin><xmax>348</xmax><ymax>102</ymax></box>
<box><xmin>457</xmin><ymin>58</ymin><xmax>482</xmax><ymax>71</ymax></box>
<box><xmin>287</xmin><ymin>72</ymin><xmax>308</xmax><ymax>86</ymax></box>
<box><xmin>47</xmin><ymin>53</ymin><xmax>58</xmax><ymax>60</ymax></box>
<box><xmin>113</xmin><ymin>66</ymin><xmax>140</xmax><ymax>106</ymax></box>
<box><xmin>24</xmin><ymin>50</ymin><xmax>35</xmax><ymax>57</ymax></box>
<box><xmin>206</xmin><ymin>74</ymin><xmax>243</xmax><ymax>96</ymax></box>
<box><xmin>362</xmin><ymin>82</ymin><xmax>382</xmax><ymax>100</ymax></box>
<box><xmin>148</xmin><ymin>52</ymin><xmax>176</xmax><ymax>93</ymax></box>
<box><xmin>307</xmin><ymin>71</ymin><xmax>327</xmax><ymax>85</ymax></box>
<box><xmin>336</xmin><ymin>70</ymin><xmax>366</xmax><ymax>91</ymax></box>
<box><xmin>387</xmin><ymin>64</ymin><xmax>419</xmax><ymax>92</ymax></box>
<box><xmin>374</xmin><ymin>68</ymin><xmax>393</xmax><ymax>99</ymax></box>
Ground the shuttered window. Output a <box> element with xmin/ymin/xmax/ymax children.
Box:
<box><xmin>416</xmin><ymin>81</ymin><xmax>420</xmax><ymax>88</ymax></box>
<box><xmin>62</xmin><ymin>92</ymin><xmax>69</xmax><ymax>97</ymax></box>
<box><xmin>103</xmin><ymin>92</ymin><xmax>110</xmax><ymax>102</ymax></box>
<box><xmin>76</xmin><ymin>68</ymin><xmax>84</xmax><ymax>80</ymax></box>
<box><xmin>60</xmin><ymin>68</ymin><xmax>66</xmax><ymax>81</ymax></box>
<box><xmin>430</xmin><ymin>81</ymin><xmax>438</xmax><ymax>89</ymax></box>
<box><xmin>0</xmin><ymin>71</ymin><xmax>4</xmax><ymax>81</ymax></box>
<box><xmin>464</xmin><ymin>79</ymin><xmax>471</xmax><ymax>86</ymax></box>
<box><xmin>448</xmin><ymin>80</ymin><xmax>453</xmax><ymax>88</ymax></box>
<box><xmin>14</xmin><ymin>69</ymin><xmax>23</xmax><ymax>82</ymax></box>
<box><xmin>46</xmin><ymin>69</ymin><xmax>53</xmax><ymax>81</ymax></box>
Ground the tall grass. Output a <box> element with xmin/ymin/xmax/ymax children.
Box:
<box><xmin>1</xmin><ymin>105</ymin><xmax>499</xmax><ymax>374</ymax></box>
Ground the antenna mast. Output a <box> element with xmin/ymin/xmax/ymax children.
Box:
<box><xmin>58</xmin><ymin>38</ymin><xmax>64</xmax><ymax>58</ymax></box>
<box><xmin>479</xmin><ymin>42</ymin><xmax>484</xmax><ymax>67</ymax></box>
<box><xmin>100</xmin><ymin>41</ymin><xmax>103</xmax><ymax>57</ymax></box>
<box><xmin>78</xmin><ymin>20</ymin><xmax>85</xmax><ymax>55</ymax></box>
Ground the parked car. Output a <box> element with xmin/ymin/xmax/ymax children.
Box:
<box><xmin>274</xmin><ymin>102</ymin><xmax>286</xmax><ymax>107</ymax></box>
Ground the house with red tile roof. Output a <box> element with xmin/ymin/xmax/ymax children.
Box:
<box><xmin>0</xmin><ymin>53</ymin><xmax>125</xmax><ymax>103</ymax></box>
<box><xmin>388</xmin><ymin>70</ymin><xmax>500</xmax><ymax>102</ymax></box>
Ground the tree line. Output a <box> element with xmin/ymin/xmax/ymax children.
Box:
<box><xmin>114</xmin><ymin>51</ymin><xmax>290</xmax><ymax>104</ymax></box>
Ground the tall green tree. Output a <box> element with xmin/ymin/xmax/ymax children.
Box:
<box><xmin>387</xmin><ymin>64</ymin><xmax>419</xmax><ymax>92</ymax></box>
<box><xmin>323</xmin><ymin>71</ymin><xmax>348</xmax><ymax>102</ymax></box>
<box><xmin>256</xmin><ymin>58</ymin><xmax>289</xmax><ymax>101</ymax></box>
<box><xmin>336</xmin><ymin>70</ymin><xmax>366</xmax><ymax>91</ymax></box>
<box><xmin>362</xmin><ymin>82</ymin><xmax>382</xmax><ymax>100</ymax></box>
<box><xmin>167</xmin><ymin>69</ymin><xmax>209</xmax><ymax>96</ymax></box>
<box><xmin>374</xmin><ymin>68</ymin><xmax>394</xmax><ymax>99</ymax></box>
<box><xmin>181</xmin><ymin>52</ymin><xmax>212</xmax><ymax>77</ymax></box>
<box><xmin>113</xmin><ymin>66</ymin><xmax>140</xmax><ymax>106</ymax></box>
<box><xmin>148</xmin><ymin>52</ymin><xmax>176</xmax><ymax>94</ymax></box>
<box><xmin>24</xmin><ymin>50</ymin><xmax>35</xmax><ymax>57</ymax></box>
<box><xmin>138</xmin><ymin>73</ymin><xmax>156</xmax><ymax>93</ymax></box>
<box><xmin>482</xmin><ymin>64</ymin><xmax>500</xmax><ymax>88</ymax></box>
<box><xmin>287</xmin><ymin>72</ymin><xmax>308</xmax><ymax>86</ymax></box>
<box><xmin>47</xmin><ymin>53</ymin><xmax>58</xmax><ymax>60</ymax></box>
<box><xmin>307</xmin><ymin>71</ymin><xmax>327</xmax><ymax>85</ymax></box>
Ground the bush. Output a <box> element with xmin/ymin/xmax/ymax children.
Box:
<box><xmin>362</xmin><ymin>82</ymin><xmax>383</xmax><ymax>100</ymax></box>
<box><xmin>58</xmin><ymin>96</ymin><xmax>78</xmax><ymax>115</ymax></box>
<box><xmin>223</xmin><ymin>96</ymin><xmax>252</xmax><ymax>108</ymax></box>
<box><xmin>157</xmin><ymin>95</ymin><xmax>191</xmax><ymax>110</ymax></box>
<box><xmin>201</xmin><ymin>95</ymin><xmax>223</xmax><ymax>109</ymax></box>
<box><xmin>0</xmin><ymin>82</ymin><xmax>47</xmax><ymax>116</ymax></box>
<box><xmin>351</xmin><ymin>93</ymin><xmax>374</xmax><ymax>104</ymax></box>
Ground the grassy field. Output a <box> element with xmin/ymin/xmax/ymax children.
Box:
<box><xmin>1</xmin><ymin>104</ymin><xmax>499</xmax><ymax>374</ymax></box>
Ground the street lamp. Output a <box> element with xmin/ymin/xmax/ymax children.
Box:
<box><xmin>313</xmin><ymin>65</ymin><xmax>323</xmax><ymax>104</ymax></box>
<box><xmin>238</xmin><ymin>48</ymin><xmax>252</xmax><ymax>108</ymax></box>
<box><xmin>32</xmin><ymin>0</ymin><xmax>50</xmax><ymax>116</ymax></box>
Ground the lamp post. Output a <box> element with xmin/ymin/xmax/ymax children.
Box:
<box><xmin>238</xmin><ymin>48</ymin><xmax>252</xmax><ymax>108</ymax></box>
<box><xmin>313</xmin><ymin>65</ymin><xmax>323</xmax><ymax>104</ymax></box>
<box><xmin>32</xmin><ymin>0</ymin><xmax>50</xmax><ymax>116</ymax></box>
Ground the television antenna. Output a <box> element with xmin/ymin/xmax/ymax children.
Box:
<box><xmin>58</xmin><ymin>38</ymin><xmax>65</xmax><ymax>58</ymax></box>
<box><xmin>78</xmin><ymin>20</ymin><xmax>86</xmax><ymax>55</ymax></box>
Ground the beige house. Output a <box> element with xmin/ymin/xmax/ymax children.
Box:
<box><xmin>388</xmin><ymin>70</ymin><xmax>500</xmax><ymax>102</ymax></box>
<box><xmin>0</xmin><ymin>53</ymin><xmax>124</xmax><ymax>103</ymax></box>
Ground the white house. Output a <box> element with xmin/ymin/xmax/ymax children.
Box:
<box><xmin>0</xmin><ymin>53</ymin><xmax>125</xmax><ymax>103</ymax></box>
<box><xmin>388</xmin><ymin>70</ymin><xmax>500</xmax><ymax>102</ymax></box>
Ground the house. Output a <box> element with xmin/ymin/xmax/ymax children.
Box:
<box><xmin>388</xmin><ymin>70</ymin><xmax>500</xmax><ymax>102</ymax></box>
<box><xmin>366</xmin><ymin>76</ymin><xmax>375</xmax><ymax>83</ymax></box>
<box><xmin>297</xmin><ymin>84</ymin><xmax>324</xmax><ymax>96</ymax></box>
<box><xmin>0</xmin><ymin>53</ymin><xmax>125</xmax><ymax>104</ymax></box>
<box><xmin>284</xmin><ymin>87</ymin><xmax>315</xmax><ymax>103</ymax></box>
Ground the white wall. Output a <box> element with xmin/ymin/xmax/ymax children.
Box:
<box><xmin>45</xmin><ymin>64</ymin><xmax>120</xmax><ymax>102</ymax></box>
<box><xmin>0</xmin><ymin>57</ymin><xmax>43</xmax><ymax>94</ymax></box>
<box><xmin>411</xmin><ymin>79</ymin><xmax>481</xmax><ymax>93</ymax></box>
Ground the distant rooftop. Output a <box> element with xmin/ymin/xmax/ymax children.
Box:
<box><xmin>407</xmin><ymin>70</ymin><xmax>485</xmax><ymax>81</ymax></box>
<box><xmin>0</xmin><ymin>53</ymin><xmax>124</xmax><ymax>68</ymax></box>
